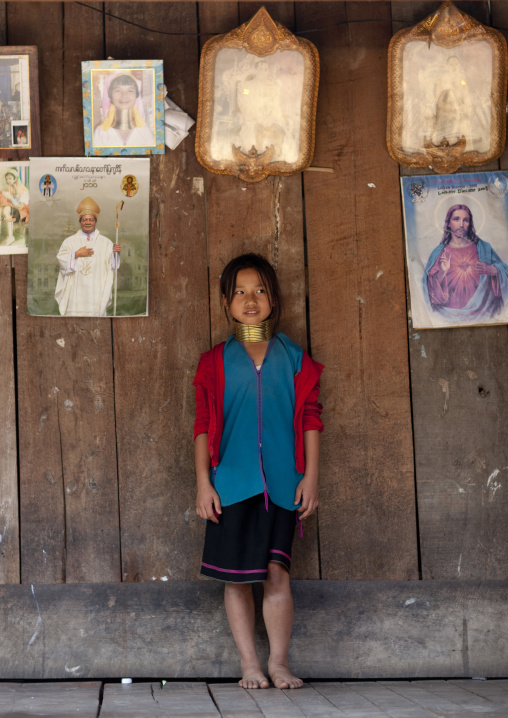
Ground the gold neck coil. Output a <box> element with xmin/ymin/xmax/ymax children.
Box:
<box><xmin>115</xmin><ymin>109</ymin><xmax>133</xmax><ymax>131</ymax></box>
<box><xmin>234</xmin><ymin>319</ymin><xmax>273</xmax><ymax>343</ymax></box>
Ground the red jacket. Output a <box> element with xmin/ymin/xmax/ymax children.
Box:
<box><xmin>193</xmin><ymin>338</ymin><xmax>323</xmax><ymax>474</ymax></box>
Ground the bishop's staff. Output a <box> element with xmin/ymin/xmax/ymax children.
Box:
<box><xmin>114</xmin><ymin>200</ymin><xmax>124</xmax><ymax>317</ymax></box>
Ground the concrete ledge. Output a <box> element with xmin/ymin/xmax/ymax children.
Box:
<box><xmin>1</xmin><ymin>580</ymin><xmax>507</xmax><ymax>679</ymax></box>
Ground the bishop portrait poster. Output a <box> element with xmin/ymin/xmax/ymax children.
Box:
<box><xmin>27</xmin><ymin>157</ymin><xmax>149</xmax><ymax>317</ymax></box>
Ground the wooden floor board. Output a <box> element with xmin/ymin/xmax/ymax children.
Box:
<box><xmin>100</xmin><ymin>682</ymin><xmax>219</xmax><ymax>717</ymax></box>
<box><xmin>310</xmin><ymin>683</ymin><xmax>390</xmax><ymax>716</ymax></box>
<box><xmin>343</xmin><ymin>682</ymin><xmax>437</xmax><ymax>718</ymax></box>
<box><xmin>209</xmin><ymin>683</ymin><xmax>265</xmax><ymax>717</ymax></box>
<box><xmin>448</xmin><ymin>680</ymin><xmax>508</xmax><ymax>706</ymax></box>
<box><xmin>0</xmin><ymin>683</ymin><xmax>17</xmax><ymax>711</ymax></box>
<box><xmin>281</xmin><ymin>682</ymin><xmax>348</xmax><ymax>716</ymax></box>
<box><xmin>379</xmin><ymin>680</ymin><xmax>484</xmax><ymax>714</ymax></box>
<box><xmin>0</xmin><ymin>682</ymin><xmax>100</xmax><ymax>716</ymax></box>
<box><xmin>247</xmin><ymin>686</ymin><xmax>308</xmax><ymax>717</ymax></box>
<box><xmin>411</xmin><ymin>680</ymin><xmax>506</xmax><ymax>713</ymax></box>
<box><xmin>2</xmin><ymin>681</ymin><xmax>508</xmax><ymax>717</ymax></box>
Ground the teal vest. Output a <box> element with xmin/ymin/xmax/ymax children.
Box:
<box><xmin>213</xmin><ymin>333</ymin><xmax>303</xmax><ymax>510</ymax></box>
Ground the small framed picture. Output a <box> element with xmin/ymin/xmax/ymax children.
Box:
<box><xmin>0</xmin><ymin>46</ymin><xmax>40</xmax><ymax>158</ymax></box>
<box><xmin>387</xmin><ymin>2</ymin><xmax>508</xmax><ymax>175</ymax></box>
<box><xmin>0</xmin><ymin>161</ymin><xmax>29</xmax><ymax>254</ymax></box>
<box><xmin>196</xmin><ymin>7</ymin><xmax>319</xmax><ymax>182</ymax></box>
<box><xmin>82</xmin><ymin>60</ymin><xmax>165</xmax><ymax>156</ymax></box>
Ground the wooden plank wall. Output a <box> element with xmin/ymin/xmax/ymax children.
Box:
<box><xmin>0</xmin><ymin>0</ymin><xmax>506</xmax><ymax>624</ymax></box>
<box><xmin>394</xmin><ymin>1</ymin><xmax>508</xmax><ymax>583</ymax></box>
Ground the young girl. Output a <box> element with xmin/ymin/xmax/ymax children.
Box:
<box><xmin>193</xmin><ymin>253</ymin><xmax>323</xmax><ymax>690</ymax></box>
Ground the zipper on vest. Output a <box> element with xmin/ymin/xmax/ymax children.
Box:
<box><xmin>247</xmin><ymin>356</ymin><xmax>269</xmax><ymax>511</ymax></box>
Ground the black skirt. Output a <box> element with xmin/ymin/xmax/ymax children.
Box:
<box><xmin>201</xmin><ymin>493</ymin><xmax>297</xmax><ymax>583</ymax></box>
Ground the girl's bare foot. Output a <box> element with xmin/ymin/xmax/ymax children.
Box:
<box><xmin>239</xmin><ymin>663</ymin><xmax>270</xmax><ymax>689</ymax></box>
<box><xmin>268</xmin><ymin>662</ymin><xmax>303</xmax><ymax>689</ymax></box>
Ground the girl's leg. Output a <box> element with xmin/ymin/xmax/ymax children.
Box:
<box><xmin>224</xmin><ymin>582</ymin><xmax>269</xmax><ymax>689</ymax></box>
<box><xmin>263</xmin><ymin>562</ymin><xmax>303</xmax><ymax>689</ymax></box>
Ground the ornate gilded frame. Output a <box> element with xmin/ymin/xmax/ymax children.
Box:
<box><xmin>195</xmin><ymin>7</ymin><xmax>319</xmax><ymax>182</ymax></box>
<box><xmin>387</xmin><ymin>1</ymin><xmax>508</xmax><ymax>174</ymax></box>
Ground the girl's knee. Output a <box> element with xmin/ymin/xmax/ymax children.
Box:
<box><xmin>225</xmin><ymin>581</ymin><xmax>253</xmax><ymax>597</ymax></box>
<box><xmin>265</xmin><ymin>562</ymin><xmax>290</xmax><ymax>590</ymax></box>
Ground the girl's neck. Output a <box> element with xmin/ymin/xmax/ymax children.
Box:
<box><xmin>234</xmin><ymin>318</ymin><xmax>273</xmax><ymax>343</ymax></box>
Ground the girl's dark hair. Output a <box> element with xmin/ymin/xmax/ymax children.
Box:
<box><xmin>220</xmin><ymin>253</ymin><xmax>283</xmax><ymax>333</ymax></box>
<box><xmin>109</xmin><ymin>74</ymin><xmax>139</xmax><ymax>99</ymax></box>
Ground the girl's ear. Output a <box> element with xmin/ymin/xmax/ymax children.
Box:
<box><xmin>222</xmin><ymin>294</ymin><xmax>229</xmax><ymax>309</ymax></box>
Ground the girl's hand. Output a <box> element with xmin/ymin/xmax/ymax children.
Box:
<box><xmin>196</xmin><ymin>483</ymin><xmax>222</xmax><ymax>524</ymax></box>
<box><xmin>294</xmin><ymin>475</ymin><xmax>318</xmax><ymax>520</ymax></box>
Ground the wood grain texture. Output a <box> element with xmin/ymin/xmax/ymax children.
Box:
<box><xmin>105</xmin><ymin>3</ymin><xmax>209</xmax><ymax>583</ymax></box>
<box><xmin>298</xmin><ymin>2</ymin><xmax>418</xmax><ymax>580</ymax></box>
<box><xmin>14</xmin><ymin>257</ymin><xmax>121</xmax><ymax>584</ymax></box>
<box><xmin>0</xmin><ymin>682</ymin><xmax>101</xmax><ymax>717</ymax></box>
<box><xmin>101</xmin><ymin>683</ymin><xmax>219</xmax><ymax>717</ymax></box>
<box><xmin>1</xmin><ymin>580</ymin><xmax>507</xmax><ymax>680</ymax></box>
<box><xmin>10</xmin><ymin>4</ymin><xmax>120</xmax><ymax>585</ymax></box>
<box><xmin>409</xmin><ymin>326</ymin><xmax>508</xmax><ymax>579</ymax></box>
<box><xmin>62</xmin><ymin>2</ymin><xmax>105</xmax><ymax>157</ymax></box>
<box><xmin>197</xmin><ymin>5</ymin><xmax>318</xmax><ymax>579</ymax></box>
<box><xmin>0</xmin><ymin>256</ymin><xmax>19</xmax><ymax>584</ymax></box>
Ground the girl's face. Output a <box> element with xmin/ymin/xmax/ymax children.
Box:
<box><xmin>111</xmin><ymin>83</ymin><xmax>137</xmax><ymax>110</ymax></box>
<box><xmin>224</xmin><ymin>267</ymin><xmax>272</xmax><ymax>325</ymax></box>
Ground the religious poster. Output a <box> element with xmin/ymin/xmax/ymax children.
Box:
<box><xmin>401</xmin><ymin>171</ymin><xmax>508</xmax><ymax>329</ymax></box>
<box><xmin>27</xmin><ymin>157</ymin><xmax>150</xmax><ymax>317</ymax></box>
<box><xmin>0</xmin><ymin>161</ymin><xmax>29</xmax><ymax>254</ymax></box>
<box><xmin>82</xmin><ymin>59</ymin><xmax>165</xmax><ymax>156</ymax></box>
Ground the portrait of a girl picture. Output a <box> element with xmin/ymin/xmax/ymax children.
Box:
<box><xmin>82</xmin><ymin>60</ymin><xmax>165</xmax><ymax>156</ymax></box>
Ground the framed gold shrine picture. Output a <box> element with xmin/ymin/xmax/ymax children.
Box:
<box><xmin>196</xmin><ymin>7</ymin><xmax>319</xmax><ymax>182</ymax></box>
<box><xmin>387</xmin><ymin>1</ymin><xmax>508</xmax><ymax>174</ymax></box>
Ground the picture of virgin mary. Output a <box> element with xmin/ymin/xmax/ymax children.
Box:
<box><xmin>423</xmin><ymin>203</ymin><xmax>508</xmax><ymax>323</ymax></box>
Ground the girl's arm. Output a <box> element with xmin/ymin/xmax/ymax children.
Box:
<box><xmin>294</xmin><ymin>429</ymin><xmax>319</xmax><ymax>520</ymax></box>
<box><xmin>195</xmin><ymin>432</ymin><xmax>222</xmax><ymax>524</ymax></box>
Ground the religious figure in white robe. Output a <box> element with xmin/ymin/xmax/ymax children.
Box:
<box><xmin>54</xmin><ymin>196</ymin><xmax>121</xmax><ymax>317</ymax></box>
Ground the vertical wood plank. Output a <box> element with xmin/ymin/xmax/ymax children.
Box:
<box><xmin>10</xmin><ymin>3</ymin><xmax>120</xmax><ymax>584</ymax></box>
<box><xmin>197</xmin><ymin>3</ymin><xmax>318</xmax><ymax>579</ymax></box>
<box><xmin>409</xmin><ymin>326</ymin><xmax>508</xmax><ymax>579</ymax></box>
<box><xmin>298</xmin><ymin>2</ymin><xmax>418</xmax><ymax>579</ymax></box>
<box><xmin>106</xmin><ymin>3</ymin><xmax>210</xmax><ymax>582</ymax></box>
<box><xmin>0</xmin><ymin>256</ymin><xmax>20</xmax><ymax>584</ymax></box>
